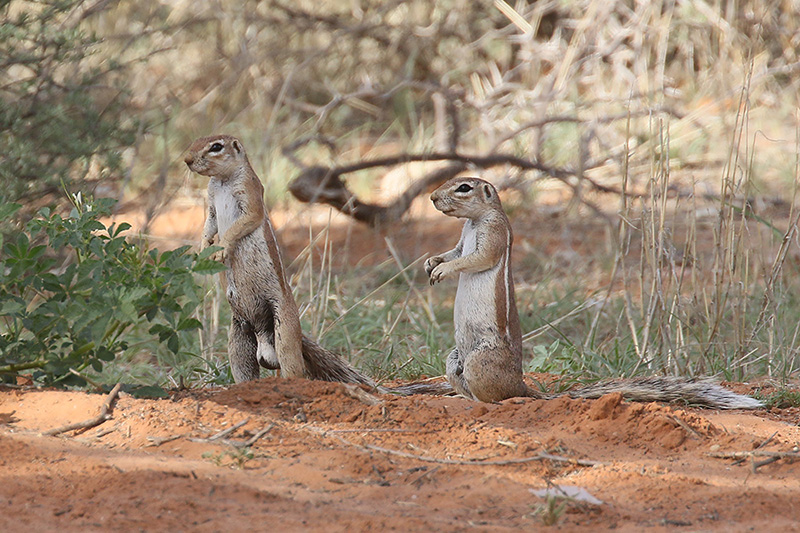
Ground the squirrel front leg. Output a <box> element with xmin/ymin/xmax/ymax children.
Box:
<box><xmin>429</xmin><ymin>224</ymin><xmax>505</xmax><ymax>284</ymax></box>
<box><xmin>424</xmin><ymin>239</ymin><xmax>464</xmax><ymax>278</ymax></box>
<box><xmin>425</xmin><ymin>221</ymin><xmax>508</xmax><ymax>285</ymax></box>
<box><xmin>216</xmin><ymin>207</ymin><xmax>264</xmax><ymax>263</ymax></box>
<box><xmin>202</xmin><ymin>205</ymin><xmax>219</xmax><ymax>251</ymax></box>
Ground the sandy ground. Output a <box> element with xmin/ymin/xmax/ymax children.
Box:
<box><xmin>1</xmin><ymin>378</ymin><xmax>799</xmax><ymax>532</ymax></box>
<box><xmin>6</xmin><ymin>199</ymin><xmax>799</xmax><ymax>531</ymax></box>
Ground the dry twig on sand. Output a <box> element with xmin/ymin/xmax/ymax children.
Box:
<box><xmin>43</xmin><ymin>383</ymin><xmax>123</xmax><ymax>437</ymax></box>
<box><xmin>707</xmin><ymin>449</ymin><xmax>800</xmax><ymax>471</ymax></box>
<box><xmin>309</xmin><ymin>425</ymin><xmax>602</xmax><ymax>467</ymax></box>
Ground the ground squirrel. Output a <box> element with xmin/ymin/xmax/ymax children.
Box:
<box><xmin>185</xmin><ymin>135</ymin><xmax>375</xmax><ymax>386</ymax></box>
<box><xmin>425</xmin><ymin>177</ymin><xmax>762</xmax><ymax>409</ymax></box>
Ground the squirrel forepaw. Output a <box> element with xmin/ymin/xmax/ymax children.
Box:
<box><xmin>429</xmin><ymin>263</ymin><xmax>451</xmax><ymax>285</ymax></box>
<box><xmin>210</xmin><ymin>249</ymin><xmax>226</xmax><ymax>263</ymax></box>
<box><xmin>210</xmin><ymin>239</ymin><xmax>229</xmax><ymax>263</ymax></box>
<box><xmin>424</xmin><ymin>256</ymin><xmax>443</xmax><ymax>277</ymax></box>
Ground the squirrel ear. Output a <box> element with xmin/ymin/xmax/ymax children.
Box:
<box><xmin>232</xmin><ymin>140</ymin><xmax>242</xmax><ymax>153</ymax></box>
<box><xmin>483</xmin><ymin>184</ymin><xmax>492</xmax><ymax>200</ymax></box>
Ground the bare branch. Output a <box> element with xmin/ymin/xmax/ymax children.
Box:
<box><xmin>43</xmin><ymin>383</ymin><xmax>122</xmax><ymax>437</ymax></box>
<box><xmin>286</xmin><ymin>148</ymin><xmax>617</xmax><ymax>226</ymax></box>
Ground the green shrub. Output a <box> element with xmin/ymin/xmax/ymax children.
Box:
<box><xmin>0</xmin><ymin>194</ymin><xmax>225</xmax><ymax>386</ymax></box>
<box><xmin>0</xmin><ymin>0</ymin><xmax>137</xmax><ymax>205</ymax></box>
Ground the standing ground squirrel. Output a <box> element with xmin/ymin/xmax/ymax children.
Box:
<box><xmin>426</xmin><ymin>177</ymin><xmax>762</xmax><ymax>409</ymax></box>
<box><xmin>185</xmin><ymin>135</ymin><xmax>375</xmax><ymax>386</ymax></box>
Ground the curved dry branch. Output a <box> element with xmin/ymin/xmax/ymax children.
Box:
<box><xmin>286</xmin><ymin>151</ymin><xmax>617</xmax><ymax>227</ymax></box>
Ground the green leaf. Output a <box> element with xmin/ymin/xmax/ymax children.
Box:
<box><xmin>177</xmin><ymin>318</ymin><xmax>202</xmax><ymax>331</ymax></box>
<box><xmin>197</xmin><ymin>245</ymin><xmax>223</xmax><ymax>260</ymax></box>
<box><xmin>167</xmin><ymin>333</ymin><xmax>179</xmax><ymax>354</ymax></box>
<box><xmin>0</xmin><ymin>203</ymin><xmax>22</xmax><ymax>219</ymax></box>
<box><xmin>0</xmin><ymin>299</ymin><xmax>26</xmax><ymax>316</ymax></box>
<box><xmin>96</xmin><ymin>347</ymin><xmax>115</xmax><ymax>362</ymax></box>
<box><xmin>112</xmin><ymin>222</ymin><xmax>132</xmax><ymax>237</ymax></box>
<box><xmin>193</xmin><ymin>258</ymin><xmax>227</xmax><ymax>275</ymax></box>
<box><xmin>148</xmin><ymin>324</ymin><xmax>172</xmax><ymax>336</ymax></box>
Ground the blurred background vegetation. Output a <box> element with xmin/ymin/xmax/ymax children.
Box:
<box><xmin>2</xmin><ymin>0</ymin><xmax>800</xmax><ymax>391</ymax></box>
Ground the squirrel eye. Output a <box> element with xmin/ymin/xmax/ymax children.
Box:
<box><xmin>455</xmin><ymin>183</ymin><xmax>473</xmax><ymax>193</ymax></box>
<box><xmin>209</xmin><ymin>142</ymin><xmax>224</xmax><ymax>153</ymax></box>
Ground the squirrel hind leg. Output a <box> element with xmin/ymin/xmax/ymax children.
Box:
<box><xmin>462</xmin><ymin>344</ymin><xmax>529</xmax><ymax>403</ymax></box>
<box><xmin>446</xmin><ymin>349</ymin><xmax>475</xmax><ymax>400</ymax></box>
<box><xmin>229</xmin><ymin>317</ymin><xmax>260</xmax><ymax>382</ymax></box>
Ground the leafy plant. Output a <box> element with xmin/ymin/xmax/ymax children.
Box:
<box><xmin>756</xmin><ymin>389</ymin><xmax>800</xmax><ymax>409</ymax></box>
<box><xmin>529</xmin><ymin>495</ymin><xmax>567</xmax><ymax>526</ymax></box>
<box><xmin>0</xmin><ymin>194</ymin><xmax>225</xmax><ymax>386</ymax></box>
<box><xmin>203</xmin><ymin>447</ymin><xmax>255</xmax><ymax>469</ymax></box>
<box><xmin>0</xmin><ymin>0</ymin><xmax>137</xmax><ymax>205</ymax></box>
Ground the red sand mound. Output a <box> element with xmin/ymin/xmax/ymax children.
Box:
<box><xmin>2</xmin><ymin>378</ymin><xmax>799</xmax><ymax>531</ymax></box>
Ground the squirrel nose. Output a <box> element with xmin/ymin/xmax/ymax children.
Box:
<box><xmin>430</xmin><ymin>190</ymin><xmax>439</xmax><ymax>202</ymax></box>
<box><xmin>184</xmin><ymin>153</ymin><xmax>194</xmax><ymax>166</ymax></box>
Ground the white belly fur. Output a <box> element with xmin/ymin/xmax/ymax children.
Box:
<box><xmin>210</xmin><ymin>179</ymin><xmax>239</xmax><ymax>239</ymax></box>
<box><xmin>210</xmin><ymin>179</ymin><xmax>243</xmax><ymax>302</ymax></box>
<box><xmin>453</xmin><ymin>222</ymin><xmax>502</xmax><ymax>353</ymax></box>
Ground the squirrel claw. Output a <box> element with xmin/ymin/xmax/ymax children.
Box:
<box><xmin>210</xmin><ymin>248</ymin><xmax>227</xmax><ymax>264</ymax></box>
<box><xmin>424</xmin><ymin>256</ymin><xmax>443</xmax><ymax>278</ymax></box>
<box><xmin>429</xmin><ymin>264</ymin><xmax>449</xmax><ymax>284</ymax></box>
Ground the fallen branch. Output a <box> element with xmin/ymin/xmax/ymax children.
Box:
<box><xmin>708</xmin><ymin>448</ymin><xmax>800</xmax><ymax>472</ymax></box>
<box><xmin>224</xmin><ymin>424</ymin><xmax>275</xmax><ymax>449</ymax></box>
<box><xmin>190</xmin><ymin>418</ymin><xmax>250</xmax><ymax>443</ymax></box>
<box><xmin>146</xmin><ymin>434</ymin><xmax>183</xmax><ymax>447</ymax></box>
<box><xmin>360</xmin><ymin>443</ymin><xmax>603</xmax><ymax>467</ymax></box>
<box><xmin>309</xmin><ymin>425</ymin><xmax>602</xmax><ymax>467</ymax></box>
<box><xmin>707</xmin><ymin>450</ymin><xmax>800</xmax><ymax>461</ymax></box>
<box><xmin>732</xmin><ymin>430</ymin><xmax>778</xmax><ymax>466</ymax></box>
<box><xmin>187</xmin><ymin>420</ymin><xmax>274</xmax><ymax>449</ymax></box>
<box><xmin>286</xmin><ymin>149</ymin><xmax>789</xmax><ymax>228</ymax></box>
<box><xmin>286</xmin><ymin>148</ymin><xmax>624</xmax><ymax>227</ymax></box>
<box><xmin>343</xmin><ymin>383</ymin><xmax>384</xmax><ymax>406</ymax></box>
<box><xmin>329</xmin><ymin>428</ymin><xmax>424</xmax><ymax>433</ymax></box>
<box><xmin>666</xmin><ymin>415</ymin><xmax>702</xmax><ymax>440</ymax></box>
<box><xmin>93</xmin><ymin>427</ymin><xmax>117</xmax><ymax>439</ymax></box>
<box><xmin>752</xmin><ymin>456</ymin><xmax>782</xmax><ymax>470</ymax></box>
<box><xmin>329</xmin><ymin>152</ymin><xmax>583</xmax><ymax>179</ymax></box>
<box><xmin>43</xmin><ymin>383</ymin><xmax>122</xmax><ymax>437</ymax></box>
<box><xmin>287</xmin><ymin>161</ymin><xmax>467</xmax><ymax>227</ymax></box>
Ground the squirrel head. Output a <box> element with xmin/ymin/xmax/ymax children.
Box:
<box><xmin>430</xmin><ymin>177</ymin><xmax>503</xmax><ymax>219</ymax></box>
<box><xmin>184</xmin><ymin>135</ymin><xmax>248</xmax><ymax>179</ymax></box>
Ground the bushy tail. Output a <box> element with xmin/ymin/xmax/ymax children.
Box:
<box><xmin>301</xmin><ymin>336</ymin><xmax>376</xmax><ymax>387</ymax></box>
<box><xmin>381</xmin><ymin>380</ymin><xmax>454</xmax><ymax>396</ymax></box>
<box><xmin>564</xmin><ymin>377</ymin><xmax>762</xmax><ymax>410</ymax></box>
<box><xmin>299</xmin><ymin>341</ymin><xmax>761</xmax><ymax>409</ymax></box>
<box><xmin>301</xmin><ymin>336</ymin><xmax>455</xmax><ymax>397</ymax></box>
<box><xmin>383</xmin><ymin>375</ymin><xmax>762</xmax><ymax>408</ymax></box>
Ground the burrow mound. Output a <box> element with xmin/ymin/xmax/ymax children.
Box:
<box><xmin>206</xmin><ymin>377</ymin><xmax>722</xmax><ymax>454</ymax></box>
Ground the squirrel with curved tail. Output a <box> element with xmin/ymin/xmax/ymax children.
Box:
<box><xmin>424</xmin><ymin>176</ymin><xmax>762</xmax><ymax>409</ymax></box>
<box><xmin>184</xmin><ymin>134</ymin><xmax>446</xmax><ymax>394</ymax></box>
